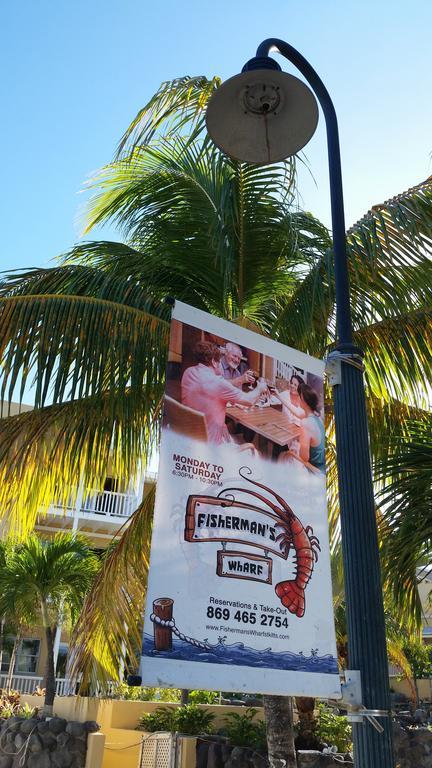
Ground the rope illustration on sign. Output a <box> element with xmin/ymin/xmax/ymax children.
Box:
<box><xmin>150</xmin><ymin>598</ymin><xmax>212</xmax><ymax>651</ymax></box>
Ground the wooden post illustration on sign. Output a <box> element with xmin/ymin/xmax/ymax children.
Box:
<box><xmin>152</xmin><ymin>598</ymin><xmax>174</xmax><ymax>651</ymax></box>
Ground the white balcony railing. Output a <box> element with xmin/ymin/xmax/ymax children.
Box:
<box><xmin>81</xmin><ymin>489</ymin><xmax>138</xmax><ymax>518</ymax></box>
<box><xmin>0</xmin><ymin>674</ymin><xmax>76</xmax><ymax>696</ymax></box>
<box><xmin>0</xmin><ymin>674</ymin><xmax>43</xmax><ymax>694</ymax></box>
<box><xmin>0</xmin><ymin>674</ymin><xmax>120</xmax><ymax>697</ymax></box>
<box><xmin>50</xmin><ymin>488</ymin><xmax>139</xmax><ymax>521</ymax></box>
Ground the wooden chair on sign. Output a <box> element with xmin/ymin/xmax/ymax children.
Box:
<box><xmin>163</xmin><ymin>395</ymin><xmax>209</xmax><ymax>442</ymax></box>
<box><xmin>282</xmin><ymin>449</ymin><xmax>322</xmax><ymax>476</ymax></box>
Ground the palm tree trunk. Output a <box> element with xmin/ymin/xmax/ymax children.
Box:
<box><xmin>6</xmin><ymin>633</ymin><xmax>20</xmax><ymax>691</ymax></box>
<box><xmin>263</xmin><ymin>694</ymin><xmax>297</xmax><ymax>768</ymax></box>
<box><xmin>180</xmin><ymin>689</ymin><xmax>189</xmax><ymax>705</ymax></box>
<box><xmin>414</xmin><ymin>677</ymin><xmax>420</xmax><ymax>708</ymax></box>
<box><xmin>43</xmin><ymin>625</ymin><xmax>56</xmax><ymax>711</ymax></box>
<box><xmin>41</xmin><ymin>602</ymin><xmax>56</xmax><ymax>714</ymax></box>
<box><xmin>295</xmin><ymin>697</ymin><xmax>319</xmax><ymax>749</ymax></box>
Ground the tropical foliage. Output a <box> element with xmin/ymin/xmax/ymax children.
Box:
<box><xmin>110</xmin><ymin>682</ymin><xmax>182</xmax><ymax>701</ymax></box>
<box><xmin>0</xmin><ymin>540</ymin><xmax>39</xmax><ymax>691</ymax></box>
<box><xmin>0</xmin><ymin>534</ymin><xmax>99</xmax><ymax>711</ymax></box>
<box><xmin>316</xmin><ymin>704</ymin><xmax>352</xmax><ymax>754</ymax></box>
<box><xmin>402</xmin><ymin>641</ymin><xmax>432</xmax><ymax>705</ymax></box>
<box><xmin>0</xmin><ymin>75</ymin><xmax>431</xmax><ymax>698</ymax></box>
<box><xmin>109</xmin><ymin>683</ymin><xmax>219</xmax><ymax>702</ymax></box>
<box><xmin>376</xmin><ymin>417</ymin><xmax>432</xmax><ymax>628</ymax></box>
<box><xmin>0</xmin><ymin>689</ymin><xmax>36</xmax><ymax>720</ymax></box>
<box><xmin>137</xmin><ymin>703</ymin><xmax>215</xmax><ymax>734</ymax></box>
<box><xmin>221</xmin><ymin>708</ymin><xmax>267</xmax><ymax>752</ymax></box>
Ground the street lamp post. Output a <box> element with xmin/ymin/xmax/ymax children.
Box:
<box><xmin>205</xmin><ymin>39</ymin><xmax>394</xmax><ymax>768</ymax></box>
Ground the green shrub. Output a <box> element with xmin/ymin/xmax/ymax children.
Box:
<box><xmin>0</xmin><ymin>689</ymin><xmax>36</xmax><ymax>720</ymax></box>
<box><xmin>174</xmin><ymin>704</ymin><xmax>215</xmax><ymax>734</ymax></box>
<box><xmin>188</xmin><ymin>690</ymin><xmax>219</xmax><ymax>705</ymax></box>
<box><xmin>112</xmin><ymin>684</ymin><xmax>220</xmax><ymax>704</ymax></box>
<box><xmin>0</xmin><ymin>700</ymin><xmax>17</xmax><ymax>719</ymax></box>
<box><xmin>137</xmin><ymin>707</ymin><xmax>177</xmax><ymax>732</ymax></box>
<box><xmin>16</xmin><ymin>703</ymin><xmax>36</xmax><ymax>719</ymax></box>
<box><xmin>221</xmin><ymin>708</ymin><xmax>267</xmax><ymax>753</ymax></box>
<box><xmin>316</xmin><ymin>704</ymin><xmax>352</xmax><ymax>753</ymax></box>
<box><xmin>138</xmin><ymin>704</ymin><xmax>215</xmax><ymax>735</ymax></box>
<box><xmin>111</xmin><ymin>683</ymin><xmax>182</xmax><ymax>702</ymax></box>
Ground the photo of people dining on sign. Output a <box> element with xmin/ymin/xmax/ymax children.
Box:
<box><xmin>163</xmin><ymin>319</ymin><xmax>325</xmax><ymax>474</ymax></box>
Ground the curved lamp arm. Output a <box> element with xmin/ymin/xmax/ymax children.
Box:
<box><xmin>256</xmin><ymin>38</ymin><xmax>353</xmax><ymax>348</ymax></box>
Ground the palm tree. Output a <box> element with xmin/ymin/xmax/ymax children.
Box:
<box><xmin>375</xmin><ymin>415</ymin><xmax>432</xmax><ymax>629</ymax></box>
<box><xmin>0</xmin><ymin>76</ymin><xmax>431</xmax><ymax>763</ymax></box>
<box><xmin>0</xmin><ymin>533</ymin><xmax>99</xmax><ymax>713</ymax></box>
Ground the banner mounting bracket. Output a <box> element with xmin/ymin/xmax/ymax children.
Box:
<box><xmin>339</xmin><ymin>670</ymin><xmax>389</xmax><ymax>733</ymax></box>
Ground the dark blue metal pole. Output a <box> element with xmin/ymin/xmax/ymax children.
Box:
<box><xmin>254</xmin><ymin>39</ymin><xmax>394</xmax><ymax>768</ymax></box>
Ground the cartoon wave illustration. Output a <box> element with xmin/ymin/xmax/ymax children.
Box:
<box><xmin>142</xmin><ymin>634</ymin><xmax>338</xmax><ymax>674</ymax></box>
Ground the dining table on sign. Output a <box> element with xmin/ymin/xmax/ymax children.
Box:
<box><xmin>226</xmin><ymin>403</ymin><xmax>301</xmax><ymax>459</ymax></box>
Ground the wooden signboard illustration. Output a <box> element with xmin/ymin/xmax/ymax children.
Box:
<box><xmin>183</xmin><ymin>468</ymin><xmax>320</xmax><ymax>618</ymax></box>
<box><xmin>216</xmin><ymin>551</ymin><xmax>273</xmax><ymax>584</ymax></box>
<box><xmin>184</xmin><ymin>497</ymin><xmax>284</xmax><ymax>559</ymax></box>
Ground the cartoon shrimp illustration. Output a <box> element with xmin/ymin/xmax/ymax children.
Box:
<box><xmin>218</xmin><ymin>468</ymin><xmax>321</xmax><ymax>618</ymax></box>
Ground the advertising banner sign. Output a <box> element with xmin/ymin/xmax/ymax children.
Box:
<box><xmin>140</xmin><ymin>301</ymin><xmax>340</xmax><ymax>697</ymax></box>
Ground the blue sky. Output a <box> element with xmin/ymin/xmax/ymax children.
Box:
<box><xmin>1</xmin><ymin>0</ymin><xmax>431</xmax><ymax>275</ymax></box>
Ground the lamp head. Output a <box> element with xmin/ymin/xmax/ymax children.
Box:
<box><xmin>206</xmin><ymin>55</ymin><xmax>318</xmax><ymax>164</ymax></box>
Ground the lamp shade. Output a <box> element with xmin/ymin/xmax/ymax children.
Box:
<box><xmin>206</xmin><ymin>69</ymin><xmax>318</xmax><ymax>164</ymax></box>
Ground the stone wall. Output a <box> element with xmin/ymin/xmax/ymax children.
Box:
<box><xmin>0</xmin><ymin>716</ymin><xmax>100</xmax><ymax>768</ymax></box>
<box><xmin>394</xmin><ymin>723</ymin><xmax>432</xmax><ymax>768</ymax></box>
<box><xmin>196</xmin><ymin>739</ymin><xmax>353</xmax><ymax>768</ymax></box>
<box><xmin>197</xmin><ymin>727</ymin><xmax>432</xmax><ymax>768</ymax></box>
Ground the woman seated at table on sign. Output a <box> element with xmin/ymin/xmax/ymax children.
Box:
<box><xmin>272</xmin><ymin>374</ymin><xmax>306</xmax><ymax>424</ymax></box>
<box><xmin>298</xmin><ymin>384</ymin><xmax>325</xmax><ymax>473</ymax></box>
<box><xmin>181</xmin><ymin>341</ymin><xmax>268</xmax><ymax>445</ymax></box>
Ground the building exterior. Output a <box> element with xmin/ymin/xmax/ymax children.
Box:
<box><xmin>0</xmin><ymin>402</ymin><xmax>154</xmax><ymax>694</ymax></box>
<box><xmin>418</xmin><ymin>569</ymin><xmax>432</xmax><ymax>646</ymax></box>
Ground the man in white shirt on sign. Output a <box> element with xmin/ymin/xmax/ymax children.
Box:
<box><xmin>221</xmin><ymin>342</ymin><xmax>255</xmax><ymax>388</ymax></box>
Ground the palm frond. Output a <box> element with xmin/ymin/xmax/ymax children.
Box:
<box><xmin>347</xmin><ymin>176</ymin><xmax>432</xmax><ymax>326</ymax></box>
<box><xmin>375</xmin><ymin>418</ymin><xmax>432</xmax><ymax>631</ymax></box>
<box><xmin>82</xmin><ymin>139</ymin><xmax>337</xmax><ymax>330</ymax></box>
<box><xmin>70</xmin><ymin>487</ymin><xmax>155</xmax><ymax>691</ymax></box>
<box><xmin>356</xmin><ymin>307</ymin><xmax>432</xmax><ymax>408</ymax></box>
<box><xmin>0</xmin><ymin>259</ymin><xmax>170</xmax><ymax>318</ymax></box>
<box><xmin>0</xmin><ymin>533</ymin><xmax>99</xmax><ymax>633</ymax></box>
<box><xmin>0</xmin><ymin>292</ymin><xmax>168</xmax><ymax>408</ymax></box>
<box><xmin>116</xmin><ymin>76</ymin><xmax>221</xmax><ymax>157</ymax></box>
<box><xmin>0</xmin><ymin>393</ymin><xmax>160</xmax><ymax>537</ymax></box>
<box><xmin>272</xmin><ymin>242</ymin><xmax>334</xmax><ymax>356</ymax></box>
<box><xmin>368</xmin><ymin>397</ymin><xmax>430</xmax><ymax>464</ymax></box>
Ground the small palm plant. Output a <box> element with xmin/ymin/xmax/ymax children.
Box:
<box><xmin>0</xmin><ymin>533</ymin><xmax>99</xmax><ymax>714</ymax></box>
<box><xmin>0</xmin><ymin>540</ymin><xmax>38</xmax><ymax>691</ymax></box>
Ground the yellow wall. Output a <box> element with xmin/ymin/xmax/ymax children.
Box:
<box><xmin>86</xmin><ymin>733</ymin><xmax>106</xmax><ymax>768</ymax></box>
<box><xmin>21</xmin><ymin>696</ymin><xmax>264</xmax><ymax>768</ymax></box>
<box><xmin>0</xmin><ymin>401</ymin><xmax>33</xmax><ymax>416</ymax></box>
<box><xmin>390</xmin><ymin>677</ymin><xmax>432</xmax><ymax>701</ymax></box>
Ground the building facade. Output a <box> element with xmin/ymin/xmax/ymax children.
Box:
<box><xmin>0</xmin><ymin>401</ymin><xmax>154</xmax><ymax>694</ymax></box>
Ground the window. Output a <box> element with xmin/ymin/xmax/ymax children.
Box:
<box><xmin>0</xmin><ymin>638</ymin><xmax>40</xmax><ymax>674</ymax></box>
<box><xmin>1</xmin><ymin>650</ymin><xmax>11</xmax><ymax>674</ymax></box>
<box><xmin>16</xmin><ymin>639</ymin><xmax>40</xmax><ymax>673</ymax></box>
<box><xmin>56</xmin><ymin>643</ymin><xmax>69</xmax><ymax>677</ymax></box>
